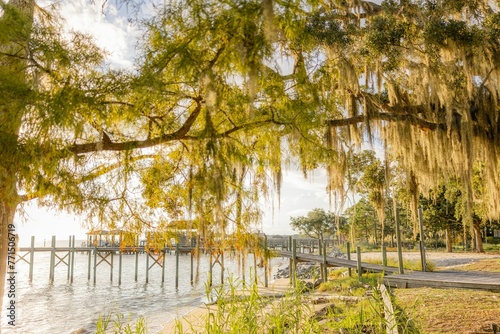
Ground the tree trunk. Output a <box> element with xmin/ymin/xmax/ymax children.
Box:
<box><xmin>0</xmin><ymin>186</ymin><xmax>20</xmax><ymax>332</ymax></box>
<box><xmin>445</xmin><ymin>224</ymin><xmax>453</xmax><ymax>253</ymax></box>
<box><xmin>473</xmin><ymin>221</ymin><xmax>484</xmax><ymax>253</ymax></box>
<box><xmin>0</xmin><ymin>2</ymin><xmax>35</xmax><ymax>328</ymax></box>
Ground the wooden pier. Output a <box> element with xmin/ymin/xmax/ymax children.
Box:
<box><xmin>16</xmin><ymin>235</ymin><xmax>237</xmax><ymax>287</ymax></box>
<box><xmin>278</xmin><ymin>249</ymin><xmax>500</xmax><ymax>292</ymax></box>
<box><xmin>279</xmin><ymin>250</ymin><xmax>400</xmax><ymax>274</ymax></box>
<box><xmin>16</xmin><ymin>235</ymin><xmax>500</xmax><ymax>292</ymax></box>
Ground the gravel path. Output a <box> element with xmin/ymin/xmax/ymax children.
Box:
<box><xmin>360</xmin><ymin>251</ymin><xmax>500</xmax><ymax>268</ymax></box>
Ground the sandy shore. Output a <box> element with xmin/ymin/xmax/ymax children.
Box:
<box><xmin>157</xmin><ymin>251</ymin><xmax>500</xmax><ymax>333</ymax></box>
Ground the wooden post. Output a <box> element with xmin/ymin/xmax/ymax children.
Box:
<box><xmin>395</xmin><ymin>208</ymin><xmax>405</xmax><ymax>274</ymax></box>
<box><xmin>347</xmin><ymin>242</ymin><xmax>352</xmax><ymax>277</ymax></box>
<box><xmin>118</xmin><ymin>248</ymin><xmax>123</xmax><ymax>286</ymax></box>
<box><xmin>161</xmin><ymin>249</ymin><xmax>166</xmax><ymax>284</ymax></box>
<box><xmin>146</xmin><ymin>250</ymin><xmax>150</xmax><ymax>283</ymax></box>
<box><xmin>209</xmin><ymin>249</ymin><xmax>213</xmax><ymax>287</ymax></box>
<box><xmin>49</xmin><ymin>236</ymin><xmax>56</xmax><ymax>284</ymax></box>
<box><xmin>221</xmin><ymin>250</ymin><xmax>224</xmax><ymax>285</ymax></box>
<box><xmin>264</xmin><ymin>235</ymin><xmax>268</xmax><ymax>288</ymax></box>
<box><xmin>418</xmin><ymin>207</ymin><xmax>427</xmax><ymax>272</ymax></box>
<box><xmin>110</xmin><ymin>251</ymin><xmax>114</xmax><ymax>282</ymax></box>
<box><xmin>175</xmin><ymin>243</ymin><xmax>179</xmax><ymax>288</ymax></box>
<box><xmin>242</xmin><ymin>252</ymin><xmax>246</xmax><ymax>284</ymax></box>
<box><xmin>382</xmin><ymin>245</ymin><xmax>387</xmax><ymax>270</ymax></box>
<box><xmin>70</xmin><ymin>236</ymin><xmax>75</xmax><ymax>284</ymax></box>
<box><xmin>252</xmin><ymin>251</ymin><xmax>257</xmax><ymax>285</ymax></box>
<box><xmin>292</xmin><ymin>239</ymin><xmax>297</xmax><ymax>287</ymax></box>
<box><xmin>190</xmin><ymin>250</ymin><xmax>194</xmax><ymax>285</ymax></box>
<box><xmin>288</xmin><ymin>236</ymin><xmax>293</xmax><ymax>286</ymax></box>
<box><xmin>87</xmin><ymin>248</ymin><xmax>91</xmax><ymax>281</ymax></box>
<box><xmin>93</xmin><ymin>246</ymin><xmax>97</xmax><ymax>285</ymax></box>
<box><xmin>135</xmin><ymin>250</ymin><xmax>139</xmax><ymax>282</ymax></box>
<box><xmin>319</xmin><ymin>240</ymin><xmax>324</xmax><ymax>282</ymax></box>
<box><xmin>67</xmin><ymin>236</ymin><xmax>72</xmax><ymax>280</ymax></box>
<box><xmin>29</xmin><ymin>236</ymin><xmax>35</xmax><ymax>282</ymax></box>
<box><xmin>323</xmin><ymin>243</ymin><xmax>327</xmax><ymax>282</ymax></box>
<box><xmin>356</xmin><ymin>246</ymin><xmax>362</xmax><ymax>280</ymax></box>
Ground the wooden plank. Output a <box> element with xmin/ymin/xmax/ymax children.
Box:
<box><xmin>379</xmin><ymin>284</ymin><xmax>399</xmax><ymax>334</ymax></box>
<box><xmin>384</xmin><ymin>271</ymin><xmax>500</xmax><ymax>292</ymax></box>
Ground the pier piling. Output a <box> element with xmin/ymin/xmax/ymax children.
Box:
<box><xmin>49</xmin><ymin>236</ymin><xmax>56</xmax><ymax>283</ymax></box>
<box><xmin>29</xmin><ymin>236</ymin><xmax>35</xmax><ymax>282</ymax></box>
<box><xmin>175</xmin><ymin>243</ymin><xmax>179</xmax><ymax>289</ymax></box>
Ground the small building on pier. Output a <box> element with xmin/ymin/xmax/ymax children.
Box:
<box><xmin>85</xmin><ymin>229</ymin><xmax>139</xmax><ymax>248</ymax></box>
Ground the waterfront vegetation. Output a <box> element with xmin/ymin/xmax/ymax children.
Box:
<box><xmin>95</xmin><ymin>313</ymin><xmax>147</xmax><ymax>334</ymax></box>
<box><xmin>166</xmin><ymin>273</ymin><xmax>421</xmax><ymax>333</ymax></box>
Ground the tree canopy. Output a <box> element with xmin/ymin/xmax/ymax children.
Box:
<box><xmin>290</xmin><ymin>208</ymin><xmax>341</xmax><ymax>243</ymax></box>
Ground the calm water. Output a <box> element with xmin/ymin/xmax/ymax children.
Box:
<box><xmin>2</xmin><ymin>243</ymin><xmax>285</xmax><ymax>334</ymax></box>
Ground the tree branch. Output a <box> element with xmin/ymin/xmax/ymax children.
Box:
<box><xmin>326</xmin><ymin>111</ymin><xmax>444</xmax><ymax>131</ymax></box>
<box><xmin>67</xmin><ymin>97</ymin><xmax>203</xmax><ymax>155</ymax></box>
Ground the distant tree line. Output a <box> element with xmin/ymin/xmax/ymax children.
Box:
<box><xmin>291</xmin><ymin>150</ymin><xmax>500</xmax><ymax>252</ymax></box>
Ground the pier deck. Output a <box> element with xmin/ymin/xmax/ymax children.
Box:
<box><xmin>279</xmin><ymin>250</ymin><xmax>400</xmax><ymax>274</ymax></box>
<box><xmin>384</xmin><ymin>270</ymin><xmax>500</xmax><ymax>292</ymax></box>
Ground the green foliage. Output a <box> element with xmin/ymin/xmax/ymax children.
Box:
<box><xmin>364</xmin><ymin>257</ymin><xmax>437</xmax><ymax>272</ymax></box>
<box><xmin>290</xmin><ymin>208</ymin><xmax>344</xmax><ymax>242</ymax></box>
<box><xmin>420</xmin><ymin>185</ymin><xmax>462</xmax><ymax>235</ymax></box>
<box><xmin>305</xmin><ymin>11</ymin><xmax>351</xmax><ymax>48</ymax></box>
<box><xmin>95</xmin><ymin>313</ymin><xmax>147</xmax><ymax>334</ymax></box>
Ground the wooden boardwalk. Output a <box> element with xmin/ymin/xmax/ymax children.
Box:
<box><xmin>279</xmin><ymin>250</ymin><xmax>400</xmax><ymax>274</ymax></box>
<box><xmin>278</xmin><ymin>251</ymin><xmax>500</xmax><ymax>292</ymax></box>
<box><xmin>384</xmin><ymin>270</ymin><xmax>500</xmax><ymax>292</ymax></box>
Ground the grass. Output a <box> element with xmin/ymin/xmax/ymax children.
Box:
<box><xmin>483</xmin><ymin>243</ymin><xmax>500</xmax><ymax>252</ymax></box>
<box><xmin>449</xmin><ymin>258</ymin><xmax>500</xmax><ymax>272</ymax></box>
<box><xmin>363</xmin><ymin>257</ymin><xmax>437</xmax><ymax>272</ymax></box>
<box><xmin>318</xmin><ymin>272</ymin><xmax>379</xmax><ymax>294</ymax></box>
<box><xmin>394</xmin><ymin>288</ymin><xmax>500</xmax><ymax>334</ymax></box>
<box><xmin>171</xmin><ymin>274</ymin><xmax>422</xmax><ymax>334</ymax></box>
<box><xmin>316</xmin><ymin>275</ymin><xmax>420</xmax><ymax>334</ymax></box>
<box><xmin>175</xmin><ymin>277</ymin><xmax>320</xmax><ymax>333</ymax></box>
<box><xmin>95</xmin><ymin>313</ymin><xmax>147</xmax><ymax>334</ymax></box>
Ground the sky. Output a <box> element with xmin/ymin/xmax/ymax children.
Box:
<box><xmin>15</xmin><ymin>0</ymin><xmax>339</xmax><ymax>245</ymax></box>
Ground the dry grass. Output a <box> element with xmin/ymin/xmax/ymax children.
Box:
<box><xmin>394</xmin><ymin>288</ymin><xmax>500</xmax><ymax>334</ymax></box>
<box><xmin>449</xmin><ymin>258</ymin><xmax>500</xmax><ymax>272</ymax></box>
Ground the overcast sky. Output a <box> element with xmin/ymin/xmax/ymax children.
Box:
<box><xmin>16</xmin><ymin>0</ymin><xmax>339</xmax><ymax>245</ymax></box>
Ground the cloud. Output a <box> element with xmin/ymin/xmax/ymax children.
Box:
<box><xmin>260</xmin><ymin>167</ymin><xmax>333</xmax><ymax>235</ymax></box>
<box><xmin>40</xmin><ymin>0</ymin><xmax>140</xmax><ymax>69</ymax></box>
